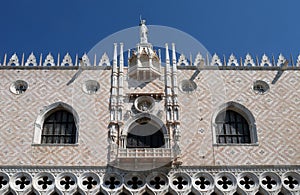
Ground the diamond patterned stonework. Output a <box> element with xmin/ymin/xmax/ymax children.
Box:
<box><xmin>0</xmin><ymin>66</ymin><xmax>299</xmax><ymax>166</ymax></box>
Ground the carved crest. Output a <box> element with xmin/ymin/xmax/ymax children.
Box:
<box><xmin>61</xmin><ymin>53</ymin><xmax>73</xmax><ymax>66</ymax></box>
<box><xmin>99</xmin><ymin>52</ymin><xmax>111</xmax><ymax>66</ymax></box>
<box><xmin>25</xmin><ymin>52</ymin><xmax>37</xmax><ymax>66</ymax></box>
<box><xmin>8</xmin><ymin>53</ymin><xmax>20</xmax><ymax>66</ymax></box>
<box><xmin>43</xmin><ymin>53</ymin><xmax>55</xmax><ymax>66</ymax></box>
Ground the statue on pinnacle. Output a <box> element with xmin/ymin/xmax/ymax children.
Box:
<box><xmin>139</xmin><ymin>18</ymin><xmax>148</xmax><ymax>44</ymax></box>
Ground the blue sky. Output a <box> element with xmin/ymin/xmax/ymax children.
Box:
<box><xmin>0</xmin><ymin>0</ymin><xmax>299</xmax><ymax>60</ymax></box>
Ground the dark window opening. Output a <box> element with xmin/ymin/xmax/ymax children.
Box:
<box><xmin>253</xmin><ymin>80</ymin><xmax>269</xmax><ymax>94</ymax></box>
<box><xmin>142</xmin><ymin>192</ymin><xmax>152</xmax><ymax>195</ymax></box>
<box><xmin>253</xmin><ymin>84</ymin><xmax>265</xmax><ymax>93</ymax></box>
<box><xmin>216</xmin><ymin>110</ymin><xmax>251</xmax><ymax>144</ymax></box>
<box><xmin>28</xmin><ymin>192</ymin><xmax>38</xmax><ymax>195</ymax></box>
<box><xmin>119</xmin><ymin>192</ymin><xmax>130</xmax><ymax>195</ymax></box>
<box><xmin>42</xmin><ymin>110</ymin><xmax>77</xmax><ymax>144</ymax></box>
<box><xmin>127</xmin><ymin>118</ymin><xmax>165</xmax><ymax>148</ymax></box>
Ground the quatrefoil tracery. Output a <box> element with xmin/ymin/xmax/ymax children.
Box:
<box><xmin>150</xmin><ymin>176</ymin><xmax>166</xmax><ymax>189</ymax></box>
<box><xmin>0</xmin><ymin>171</ymin><xmax>299</xmax><ymax>194</ymax></box>
<box><xmin>126</xmin><ymin>176</ymin><xmax>144</xmax><ymax>189</ymax></box>
<box><xmin>37</xmin><ymin>176</ymin><xmax>53</xmax><ymax>190</ymax></box>
<box><xmin>60</xmin><ymin>176</ymin><xmax>75</xmax><ymax>190</ymax></box>
<box><xmin>0</xmin><ymin>176</ymin><xmax>8</xmax><ymax>189</ymax></box>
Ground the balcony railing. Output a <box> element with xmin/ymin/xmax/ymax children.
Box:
<box><xmin>118</xmin><ymin>148</ymin><xmax>173</xmax><ymax>158</ymax></box>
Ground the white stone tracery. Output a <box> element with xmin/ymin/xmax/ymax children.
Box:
<box><xmin>1</xmin><ymin>167</ymin><xmax>298</xmax><ymax>195</ymax></box>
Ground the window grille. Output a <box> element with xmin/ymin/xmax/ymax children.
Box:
<box><xmin>216</xmin><ymin>110</ymin><xmax>251</xmax><ymax>144</ymax></box>
<box><xmin>41</xmin><ymin>110</ymin><xmax>76</xmax><ymax>144</ymax></box>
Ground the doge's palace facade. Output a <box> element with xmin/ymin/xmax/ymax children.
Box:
<box><xmin>0</xmin><ymin>21</ymin><xmax>299</xmax><ymax>195</ymax></box>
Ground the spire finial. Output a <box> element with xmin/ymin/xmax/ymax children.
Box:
<box><xmin>119</xmin><ymin>42</ymin><xmax>124</xmax><ymax>71</ymax></box>
<box><xmin>113</xmin><ymin>43</ymin><xmax>118</xmax><ymax>70</ymax></box>
<box><xmin>3</xmin><ymin>53</ymin><xmax>7</xmax><ymax>66</ymax></box>
<box><xmin>172</xmin><ymin>43</ymin><xmax>177</xmax><ymax>71</ymax></box>
<box><xmin>165</xmin><ymin>43</ymin><xmax>170</xmax><ymax>72</ymax></box>
<box><xmin>165</xmin><ymin>43</ymin><xmax>170</xmax><ymax>61</ymax></box>
<box><xmin>172</xmin><ymin>43</ymin><xmax>176</xmax><ymax>65</ymax></box>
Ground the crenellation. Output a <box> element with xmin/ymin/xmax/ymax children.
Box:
<box><xmin>227</xmin><ymin>53</ymin><xmax>239</xmax><ymax>66</ymax></box>
<box><xmin>61</xmin><ymin>53</ymin><xmax>73</xmax><ymax>66</ymax></box>
<box><xmin>2</xmin><ymin>52</ymin><xmax>300</xmax><ymax>69</ymax></box>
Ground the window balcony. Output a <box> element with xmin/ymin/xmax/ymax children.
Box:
<box><xmin>115</xmin><ymin>148</ymin><xmax>174</xmax><ymax>170</ymax></box>
<box><xmin>118</xmin><ymin>148</ymin><xmax>173</xmax><ymax>158</ymax></box>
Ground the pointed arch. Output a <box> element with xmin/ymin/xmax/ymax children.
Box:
<box><xmin>122</xmin><ymin>113</ymin><xmax>168</xmax><ymax>135</ymax></box>
<box><xmin>6</xmin><ymin>191</ymin><xmax>17</xmax><ymax>195</ymax></box>
<box><xmin>122</xmin><ymin>113</ymin><xmax>169</xmax><ymax>148</ymax></box>
<box><xmin>140</xmin><ymin>187</ymin><xmax>155</xmax><ymax>195</ymax></box>
<box><xmin>33</xmin><ymin>102</ymin><xmax>79</xmax><ymax>144</ymax></box>
<box><xmin>211</xmin><ymin>101</ymin><xmax>258</xmax><ymax>145</ymax></box>
<box><xmin>27</xmin><ymin>190</ymin><xmax>39</xmax><ymax>195</ymax></box>
<box><xmin>119</xmin><ymin>187</ymin><xmax>132</xmax><ymax>195</ymax></box>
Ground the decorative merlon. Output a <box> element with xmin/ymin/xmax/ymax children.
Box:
<box><xmin>1</xmin><ymin>52</ymin><xmax>300</xmax><ymax>68</ymax></box>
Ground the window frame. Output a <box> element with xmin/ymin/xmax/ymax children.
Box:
<box><xmin>215</xmin><ymin>110</ymin><xmax>251</xmax><ymax>144</ymax></box>
<box><xmin>41</xmin><ymin>110</ymin><xmax>77</xmax><ymax>144</ymax></box>
<box><xmin>121</xmin><ymin>113</ymin><xmax>170</xmax><ymax>149</ymax></box>
<box><xmin>126</xmin><ymin>120</ymin><xmax>165</xmax><ymax>148</ymax></box>
<box><xmin>211</xmin><ymin>101</ymin><xmax>258</xmax><ymax>146</ymax></box>
<box><xmin>33</xmin><ymin>102</ymin><xmax>79</xmax><ymax>145</ymax></box>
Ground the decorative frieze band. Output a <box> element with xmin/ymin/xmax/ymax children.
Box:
<box><xmin>0</xmin><ymin>166</ymin><xmax>299</xmax><ymax>194</ymax></box>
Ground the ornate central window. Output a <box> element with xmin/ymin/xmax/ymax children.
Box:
<box><xmin>126</xmin><ymin>117</ymin><xmax>165</xmax><ymax>148</ymax></box>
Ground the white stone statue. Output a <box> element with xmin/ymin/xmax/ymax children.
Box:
<box><xmin>140</xmin><ymin>19</ymin><xmax>148</xmax><ymax>44</ymax></box>
<box><xmin>110</xmin><ymin>125</ymin><xmax>117</xmax><ymax>143</ymax></box>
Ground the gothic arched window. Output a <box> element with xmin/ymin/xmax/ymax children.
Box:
<box><xmin>215</xmin><ymin>110</ymin><xmax>250</xmax><ymax>144</ymax></box>
<box><xmin>126</xmin><ymin>117</ymin><xmax>165</xmax><ymax>148</ymax></box>
<box><xmin>41</xmin><ymin>110</ymin><xmax>77</xmax><ymax>144</ymax></box>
